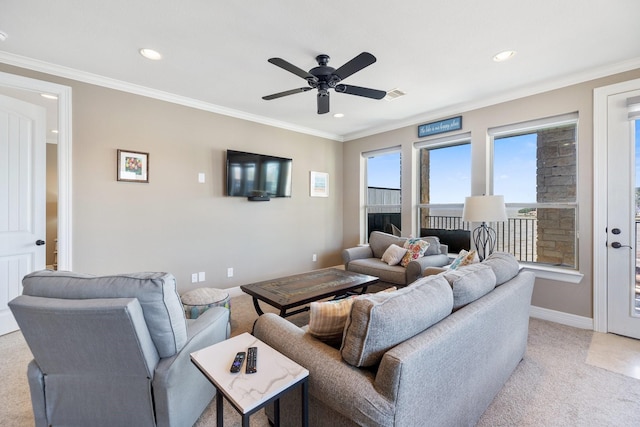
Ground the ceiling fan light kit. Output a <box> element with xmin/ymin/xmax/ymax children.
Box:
<box><xmin>263</xmin><ymin>52</ymin><xmax>387</xmax><ymax>114</ymax></box>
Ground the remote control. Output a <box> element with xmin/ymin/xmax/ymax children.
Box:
<box><xmin>229</xmin><ymin>351</ymin><xmax>246</xmax><ymax>373</ymax></box>
<box><xmin>246</xmin><ymin>347</ymin><xmax>257</xmax><ymax>374</ymax></box>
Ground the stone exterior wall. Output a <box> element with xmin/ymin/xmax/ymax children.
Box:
<box><xmin>536</xmin><ymin>125</ymin><xmax>577</xmax><ymax>266</ymax></box>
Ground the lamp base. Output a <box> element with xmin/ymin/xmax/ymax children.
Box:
<box><xmin>472</xmin><ymin>222</ymin><xmax>497</xmax><ymax>261</ymax></box>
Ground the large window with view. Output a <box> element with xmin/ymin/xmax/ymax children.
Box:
<box><xmin>491</xmin><ymin>113</ymin><xmax>578</xmax><ymax>268</ymax></box>
<box><xmin>417</xmin><ymin>135</ymin><xmax>472</xmax><ymax>242</ymax></box>
<box><xmin>365</xmin><ymin>149</ymin><xmax>401</xmax><ymax>240</ymax></box>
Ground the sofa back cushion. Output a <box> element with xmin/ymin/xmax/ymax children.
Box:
<box><xmin>369</xmin><ymin>231</ymin><xmax>405</xmax><ymax>259</ymax></box>
<box><xmin>341</xmin><ymin>275</ymin><xmax>453</xmax><ymax>367</ymax></box>
<box><xmin>483</xmin><ymin>252</ymin><xmax>521</xmax><ymax>285</ymax></box>
<box><xmin>22</xmin><ymin>270</ymin><xmax>187</xmax><ymax>358</ymax></box>
<box><xmin>443</xmin><ymin>263</ymin><xmax>497</xmax><ymax>310</ymax></box>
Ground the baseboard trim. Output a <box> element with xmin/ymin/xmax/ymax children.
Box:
<box><xmin>530</xmin><ymin>305</ymin><xmax>593</xmax><ymax>330</ymax></box>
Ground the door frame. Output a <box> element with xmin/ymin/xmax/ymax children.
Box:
<box><xmin>0</xmin><ymin>71</ymin><xmax>72</xmax><ymax>271</ymax></box>
<box><xmin>593</xmin><ymin>77</ymin><xmax>640</xmax><ymax>333</ymax></box>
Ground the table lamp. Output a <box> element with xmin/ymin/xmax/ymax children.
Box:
<box><xmin>462</xmin><ymin>195</ymin><xmax>507</xmax><ymax>260</ymax></box>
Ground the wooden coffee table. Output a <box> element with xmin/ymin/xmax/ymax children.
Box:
<box><xmin>240</xmin><ymin>268</ymin><xmax>379</xmax><ymax>317</ymax></box>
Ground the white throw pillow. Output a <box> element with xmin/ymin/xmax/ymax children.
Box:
<box><xmin>381</xmin><ymin>244</ymin><xmax>408</xmax><ymax>266</ymax></box>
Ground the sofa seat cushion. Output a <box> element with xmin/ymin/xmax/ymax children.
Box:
<box><xmin>348</xmin><ymin>258</ymin><xmax>408</xmax><ymax>285</ymax></box>
<box><xmin>22</xmin><ymin>270</ymin><xmax>187</xmax><ymax>358</ymax></box>
<box><xmin>443</xmin><ymin>263</ymin><xmax>497</xmax><ymax>310</ymax></box>
<box><xmin>483</xmin><ymin>252</ymin><xmax>521</xmax><ymax>285</ymax></box>
<box><xmin>341</xmin><ymin>275</ymin><xmax>453</xmax><ymax>367</ymax></box>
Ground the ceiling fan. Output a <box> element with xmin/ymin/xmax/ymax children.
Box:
<box><xmin>262</xmin><ymin>52</ymin><xmax>387</xmax><ymax>114</ymax></box>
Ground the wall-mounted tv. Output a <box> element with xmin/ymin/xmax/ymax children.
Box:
<box><xmin>226</xmin><ymin>149</ymin><xmax>293</xmax><ymax>197</ymax></box>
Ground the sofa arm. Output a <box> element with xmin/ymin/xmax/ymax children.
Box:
<box><xmin>254</xmin><ymin>313</ymin><xmax>395</xmax><ymax>426</ymax></box>
<box><xmin>342</xmin><ymin>245</ymin><xmax>373</xmax><ymax>266</ymax></box>
<box><xmin>153</xmin><ymin>306</ymin><xmax>229</xmax><ymax>427</ymax></box>
<box><xmin>405</xmin><ymin>254</ymin><xmax>450</xmax><ymax>284</ymax></box>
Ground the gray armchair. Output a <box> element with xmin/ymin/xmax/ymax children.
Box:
<box><xmin>9</xmin><ymin>270</ymin><xmax>230</xmax><ymax>427</ymax></box>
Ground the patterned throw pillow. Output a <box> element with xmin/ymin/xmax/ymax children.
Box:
<box><xmin>308</xmin><ymin>297</ymin><xmax>357</xmax><ymax>346</ymax></box>
<box><xmin>449</xmin><ymin>249</ymin><xmax>479</xmax><ymax>270</ymax></box>
<box><xmin>308</xmin><ymin>287</ymin><xmax>397</xmax><ymax>347</ymax></box>
<box><xmin>381</xmin><ymin>244</ymin><xmax>408</xmax><ymax>266</ymax></box>
<box><xmin>400</xmin><ymin>238</ymin><xmax>430</xmax><ymax>267</ymax></box>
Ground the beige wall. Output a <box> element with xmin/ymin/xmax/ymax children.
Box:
<box><xmin>0</xmin><ymin>64</ymin><xmax>343</xmax><ymax>294</ymax></box>
<box><xmin>5</xmin><ymin>60</ymin><xmax>640</xmax><ymax>318</ymax></box>
<box><xmin>343</xmin><ymin>68</ymin><xmax>640</xmax><ymax>318</ymax></box>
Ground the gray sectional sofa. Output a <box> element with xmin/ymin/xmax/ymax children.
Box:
<box><xmin>254</xmin><ymin>252</ymin><xmax>534</xmax><ymax>427</ymax></box>
<box><xmin>342</xmin><ymin>231</ymin><xmax>450</xmax><ymax>287</ymax></box>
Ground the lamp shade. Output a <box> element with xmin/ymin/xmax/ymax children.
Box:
<box><xmin>462</xmin><ymin>195</ymin><xmax>507</xmax><ymax>222</ymax></box>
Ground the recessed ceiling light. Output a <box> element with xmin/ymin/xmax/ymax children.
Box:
<box><xmin>51</xmin><ymin>130</ymin><xmax>59</xmax><ymax>134</ymax></box>
<box><xmin>333</xmin><ymin>113</ymin><xmax>345</xmax><ymax>118</ymax></box>
<box><xmin>139</xmin><ymin>48</ymin><xmax>162</xmax><ymax>60</ymax></box>
<box><xmin>0</xmin><ymin>31</ymin><xmax>7</xmax><ymax>42</ymax></box>
<box><xmin>40</xmin><ymin>93</ymin><xmax>58</xmax><ymax>100</ymax></box>
<box><xmin>493</xmin><ymin>50</ymin><xmax>517</xmax><ymax>62</ymax></box>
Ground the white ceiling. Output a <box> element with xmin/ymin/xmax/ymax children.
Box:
<box><xmin>1</xmin><ymin>0</ymin><xmax>640</xmax><ymax>141</ymax></box>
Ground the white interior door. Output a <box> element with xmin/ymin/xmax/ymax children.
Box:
<box><xmin>607</xmin><ymin>88</ymin><xmax>640</xmax><ymax>339</ymax></box>
<box><xmin>0</xmin><ymin>93</ymin><xmax>46</xmax><ymax>335</ymax></box>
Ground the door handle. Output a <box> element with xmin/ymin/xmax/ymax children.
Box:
<box><xmin>611</xmin><ymin>242</ymin><xmax>631</xmax><ymax>249</ymax></box>
<box><xmin>35</xmin><ymin>240</ymin><xmax>45</xmax><ymax>246</ymax></box>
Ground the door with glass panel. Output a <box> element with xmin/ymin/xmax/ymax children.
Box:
<box><xmin>607</xmin><ymin>89</ymin><xmax>640</xmax><ymax>339</ymax></box>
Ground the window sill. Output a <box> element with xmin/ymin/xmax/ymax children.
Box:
<box><xmin>521</xmin><ymin>264</ymin><xmax>584</xmax><ymax>284</ymax></box>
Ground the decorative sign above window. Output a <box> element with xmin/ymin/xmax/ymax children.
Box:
<box><xmin>418</xmin><ymin>116</ymin><xmax>462</xmax><ymax>138</ymax></box>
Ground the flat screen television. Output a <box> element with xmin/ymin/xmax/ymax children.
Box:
<box><xmin>226</xmin><ymin>149</ymin><xmax>293</xmax><ymax>197</ymax></box>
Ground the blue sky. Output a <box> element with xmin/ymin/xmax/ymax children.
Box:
<box><xmin>367</xmin><ymin>136</ymin><xmax>537</xmax><ymax>204</ymax></box>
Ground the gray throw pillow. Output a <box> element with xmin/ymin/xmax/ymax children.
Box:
<box><xmin>341</xmin><ymin>275</ymin><xmax>453</xmax><ymax>367</ymax></box>
<box><xmin>420</xmin><ymin>236</ymin><xmax>441</xmax><ymax>255</ymax></box>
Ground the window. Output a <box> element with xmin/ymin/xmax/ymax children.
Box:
<box><xmin>416</xmin><ymin>134</ymin><xmax>472</xmax><ymax>236</ymax></box>
<box><xmin>491</xmin><ymin>113</ymin><xmax>578</xmax><ymax>268</ymax></box>
<box><xmin>364</xmin><ymin>148</ymin><xmax>401</xmax><ymax>239</ymax></box>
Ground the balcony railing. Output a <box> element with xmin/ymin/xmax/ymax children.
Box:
<box><xmin>424</xmin><ymin>215</ymin><xmax>538</xmax><ymax>262</ymax></box>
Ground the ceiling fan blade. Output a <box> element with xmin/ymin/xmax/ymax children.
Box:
<box><xmin>335</xmin><ymin>84</ymin><xmax>386</xmax><ymax>100</ymax></box>
<box><xmin>333</xmin><ymin>52</ymin><xmax>377</xmax><ymax>81</ymax></box>
<box><xmin>268</xmin><ymin>58</ymin><xmax>317</xmax><ymax>81</ymax></box>
<box><xmin>317</xmin><ymin>92</ymin><xmax>330</xmax><ymax>114</ymax></box>
<box><xmin>262</xmin><ymin>87</ymin><xmax>312</xmax><ymax>100</ymax></box>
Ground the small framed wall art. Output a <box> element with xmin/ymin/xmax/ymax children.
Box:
<box><xmin>310</xmin><ymin>171</ymin><xmax>329</xmax><ymax>197</ymax></box>
<box><xmin>117</xmin><ymin>149</ymin><xmax>149</xmax><ymax>183</ymax></box>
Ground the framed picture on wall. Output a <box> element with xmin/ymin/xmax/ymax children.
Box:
<box><xmin>310</xmin><ymin>171</ymin><xmax>329</xmax><ymax>197</ymax></box>
<box><xmin>117</xmin><ymin>149</ymin><xmax>149</xmax><ymax>183</ymax></box>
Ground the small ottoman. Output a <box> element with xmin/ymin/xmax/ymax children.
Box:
<box><xmin>181</xmin><ymin>287</ymin><xmax>231</xmax><ymax>319</ymax></box>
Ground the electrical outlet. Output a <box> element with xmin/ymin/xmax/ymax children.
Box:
<box><xmin>198</xmin><ymin>172</ymin><xmax>205</xmax><ymax>183</ymax></box>
<box><xmin>191</xmin><ymin>273</ymin><xmax>198</xmax><ymax>283</ymax></box>
<box><xmin>227</xmin><ymin>267</ymin><xmax>234</xmax><ymax>278</ymax></box>
<box><xmin>198</xmin><ymin>272</ymin><xmax>205</xmax><ymax>282</ymax></box>
<box><xmin>312</xmin><ymin>253</ymin><xmax>317</xmax><ymax>262</ymax></box>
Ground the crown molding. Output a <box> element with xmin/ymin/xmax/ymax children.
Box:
<box><xmin>343</xmin><ymin>57</ymin><xmax>640</xmax><ymax>141</ymax></box>
<box><xmin>0</xmin><ymin>51</ymin><xmax>344</xmax><ymax>142</ymax></box>
<box><xmin>3</xmin><ymin>50</ymin><xmax>639</xmax><ymax>144</ymax></box>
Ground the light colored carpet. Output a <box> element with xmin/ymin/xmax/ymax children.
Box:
<box><xmin>2</xmin><ymin>294</ymin><xmax>640</xmax><ymax>426</ymax></box>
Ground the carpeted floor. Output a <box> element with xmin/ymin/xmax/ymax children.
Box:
<box><xmin>2</xmin><ymin>294</ymin><xmax>640</xmax><ymax>426</ymax></box>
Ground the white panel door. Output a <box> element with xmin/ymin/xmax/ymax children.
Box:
<box><xmin>0</xmin><ymin>93</ymin><xmax>46</xmax><ymax>335</ymax></box>
<box><xmin>607</xmin><ymin>88</ymin><xmax>640</xmax><ymax>339</ymax></box>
